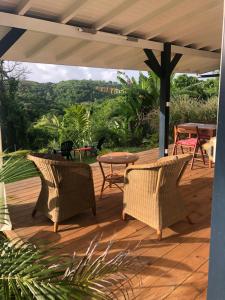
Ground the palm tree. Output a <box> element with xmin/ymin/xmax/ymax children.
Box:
<box><xmin>34</xmin><ymin>105</ymin><xmax>92</xmax><ymax>148</ymax></box>
<box><xmin>34</xmin><ymin>114</ymin><xmax>62</xmax><ymax>145</ymax></box>
<box><xmin>62</xmin><ymin>104</ymin><xmax>92</xmax><ymax>146</ymax></box>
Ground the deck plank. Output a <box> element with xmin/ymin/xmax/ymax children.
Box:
<box><xmin>5</xmin><ymin>148</ymin><xmax>213</xmax><ymax>300</ymax></box>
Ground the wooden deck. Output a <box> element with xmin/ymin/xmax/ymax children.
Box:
<box><xmin>5</xmin><ymin>148</ymin><xmax>213</xmax><ymax>299</ymax></box>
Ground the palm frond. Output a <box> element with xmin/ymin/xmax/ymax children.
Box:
<box><xmin>0</xmin><ymin>155</ymin><xmax>38</xmax><ymax>184</ymax></box>
<box><xmin>64</xmin><ymin>239</ymin><xmax>132</xmax><ymax>300</ymax></box>
<box><xmin>0</xmin><ymin>239</ymin><xmax>72</xmax><ymax>300</ymax></box>
<box><xmin>0</xmin><ymin>205</ymin><xmax>10</xmax><ymax>225</ymax></box>
<box><xmin>0</xmin><ymin>237</ymin><xmax>133</xmax><ymax>300</ymax></box>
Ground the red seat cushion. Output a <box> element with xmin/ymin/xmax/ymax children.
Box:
<box><xmin>176</xmin><ymin>138</ymin><xmax>198</xmax><ymax>147</ymax></box>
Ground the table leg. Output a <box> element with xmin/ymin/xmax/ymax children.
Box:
<box><xmin>109</xmin><ymin>164</ymin><xmax>113</xmax><ymax>188</ymax></box>
<box><xmin>98</xmin><ymin>162</ymin><xmax>106</xmax><ymax>199</ymax></box>
<box><xmin>100</xmin><ymin>178</ymin><xmax>106</xmax><ymax>199</ymax></box>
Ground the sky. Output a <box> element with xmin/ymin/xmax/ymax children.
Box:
<box><xmin>21</xmin><ymin>62</ymin><xmax>142</xmax><ymax>83</ymax></box>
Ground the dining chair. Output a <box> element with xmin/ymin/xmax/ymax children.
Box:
<box><xmin>172</xmin><ymin>125</ymin><xmax>205</xmax><ymax>169</ymax></box>
<box><xmin>61</xmin><ymin>140</ymin><xmax>73</xmax><ymax>160</ymax></box>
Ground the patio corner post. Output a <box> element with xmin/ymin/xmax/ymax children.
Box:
<box><xmin>144</xmin><ymin>45</ymin><xmax>182</xmax><ymax>157</ymax></box>
<box><xmin>207</xmin><ymin>1</ymin><xmax>225</xmax><ymax>299</ymax></box>
<box><xmin>159</xmin><ymin>43</ymin><xmax>171</xmax><ymax>157</ymax></box>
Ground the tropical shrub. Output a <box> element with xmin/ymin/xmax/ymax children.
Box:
<box><xmin>61</xmin><ymin>104</ymin><xmax>92</xmax><ymax>147</ymax></box>
<box><xmin>32</xmin><ymin>105</ymin><xmax>92</xmax><ymax>149</ymax></box>
<box><xmin>148</xmin><ymin>96</ymin><xmax>218</xmax><ymax>143</ymax></box>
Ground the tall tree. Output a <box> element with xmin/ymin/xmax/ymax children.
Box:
<box><xmin>0</xmin><ymin>61</ymin><xmax>28</xmax><ymax>151</ymax></box>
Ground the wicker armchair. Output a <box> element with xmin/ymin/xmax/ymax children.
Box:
<box><xmin>27</xmin><ymin>153</ymin><xmax>96</xmax><ymax>232</ymax></box>
<box><xmin>123</xmin><ymin>154</ymin><xmax>192</xmax><ymax>240</ymax></box>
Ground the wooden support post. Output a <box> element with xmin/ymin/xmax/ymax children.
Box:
<box><xmin>159</xmin><ymin>43</ymin><xmax>171</xmax><ymax>157</ymax></box>
<box><xmin>144</xmin><ymin>45</ymin><xmax>182</xmax><ymax>157</ymax></box>
<box><xmin>207</xmin><ymin>1</ymin><xmax>225</xmax><ymax>298</ymax></box>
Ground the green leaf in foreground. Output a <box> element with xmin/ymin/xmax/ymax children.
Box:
<box><xmin>0</xmin><ymin>237</ymin><xmax>133</xmax><ymax>300</ymax></box>
<box><xmin>0</xmin><ymin>155</ymin><xmax>39</xmax><ymax>184</ymax></box>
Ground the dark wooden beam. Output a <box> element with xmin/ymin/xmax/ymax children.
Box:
<box><xmin>144</xmin><ymin>48</ymin><xmax>161</xmax><ymax>77</ymax></box>
<box><xmin>207</xmin><ymin>2</ymin><xmax>225</xmax><ymax>299</ymax></box>
<box><xmin>170</xmin><ymin>53</ymin><xmax>182</xmax><ymax>74</ymax></box>
<box><xmin>0</xmin><ymin>27</ymin><xmax>26</xmax><ymax>57</ymax></box>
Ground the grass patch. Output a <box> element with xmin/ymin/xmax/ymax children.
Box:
<box><xmin>4</xmin><ymin>145</ymin><xmax>150</xmax><ymax>182</ymax></box>
<box><xmin>73</xmin><ymin>145</ymin><xmax>149</xmax><ymax>164</ymax></box>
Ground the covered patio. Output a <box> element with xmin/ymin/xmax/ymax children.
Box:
<box><xmin>0</xmin><ymin>0</ymin><xmax>224</xmax><ymax>298</ymax></box>
<box><xmin>6</xmin><ymin>147</ymin><xmax>213</xmax><ymax>299</ymax></box>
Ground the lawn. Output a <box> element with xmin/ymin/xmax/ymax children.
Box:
<box><xmin>3</xmin><ymin>146</ymin><xmax>150</xmax><ymax>182</ymax></box>
<box><xmin>73</xmin><ymin>145</ymin><xmax>149</xmax><ymax>164</ymax></box>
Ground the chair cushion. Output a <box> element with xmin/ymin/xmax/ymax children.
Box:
<box><xmin>176</xmin><ymin>138</ymin><xmax>198</xmax><ymax>147</ymax></box>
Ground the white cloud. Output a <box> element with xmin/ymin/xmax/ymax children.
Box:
<box><xmin>15</xmin><ymin>62</ymin><xmax>142</xmax><ymax>83</ymax></box>
<box><xmin>101</xmin><ymin>70</ymin><xmax>117</xmax><ymax>81</ymax></box>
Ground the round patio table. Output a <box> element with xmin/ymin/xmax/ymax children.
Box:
<box><xmin>97</xmin><ymin>152</ymin><xmax>139</xmax><ymax>199</ymax></box>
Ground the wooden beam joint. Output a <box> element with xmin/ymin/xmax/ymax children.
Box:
<box><xmin>0</xmin><ymin>27</ymin><xmax>26</xmax><ymax>57</ymax></box>
<box><xmin>144</xmin><ymin>48</ymin><xmax>161</xmax><ymax>77</ymax></box>
<box><xmin>144</xmin><ymin>43</ymin><xmax>183</xmax><ymax>78</ymax></box>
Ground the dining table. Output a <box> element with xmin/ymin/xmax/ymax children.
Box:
<box><xmin>177</xmin><ymin>123</ymin><xmax>216</xmax><ymax>139</ymax></box>
<box><xmin>177</xmin><ymin>122</ymin><xmax>217</xmax><ymax>168</ymax></box>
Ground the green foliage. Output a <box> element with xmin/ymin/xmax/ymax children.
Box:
<box><xmin>61</xmin><ymin>105</ymin><xmax>91</xmax><ymax>146</ymax></box>
<box><xmin>4</xmin><ymin>150</ymin><xmax>31</xmax><ymax>158</ymax></box>
<box><xmin>17</xmin><ymin>79</ymin><xmax>120</xmax><ymax>122</ymax></box>
<box><xmin>170</xmin><ymin>96</ymin><xmax>217</xmax><ymax>126</ymax></box>
<box><xmin>149</xmin><ymin>96</ymin><xmax>218</xmax><ymax>142</ymax></box>
<box><xmin>172</xmin><ymin>74</ymin><xmax>219</xmax><ymax>99</ymax></box>
<box><xmin>33</xmin><ymin>114</ymin><xmax>62</xmax><ymax>148</ymax></box>
<box><xmin>17</xmin><ymin>81</ymin><xmax>56</xmax><ymax>121</ymax></box>
<box><xmin>0</xmin><ymin>61</ymin><xmax>29</xmax><ymax>151</ymax></box>
<box><xmin>31</xmin><ymin>104</ymin><xmax>92</xmax><ymax>149</ymax></box>
<box><xmin>0</xmin><ymin>155</ymin><xmax>38</xmax><ymax>184</ymax></box>
<box><xmin>0</xmin><ymin>237</ymin><xmax>132</xmax><ymax>299</ymax></box>
<box><xmin>0</xmin><ymin>152</ymin><xmax>132</xmax><ymax>300</ymax></box>
<box><xmin>0</xmin><ymin>61</ymin><xmax>219</xmax><ymax>153</ymax></box>
<box><xmin>109</xmin><ymin>71</ymin><xmax>160</xmax><ymax>146</ymax></box>
<box><xmin>52</xmin><ymin>80</ymin><xmax>120</xmax><ymax>107</ymax></box>
<box><xmin>27</xmin><ymin>126</ymin><xmax>55</xmax><ymax>150</ymax></box>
